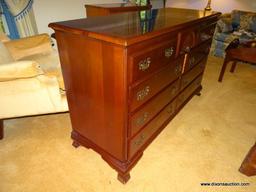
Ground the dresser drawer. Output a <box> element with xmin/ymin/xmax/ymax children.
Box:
<box><xmin>129</xmin><ymin>98</ymin><xmax>177</xmax><ymax>158</ymax></box>
<box><xmin>129</xmin><ymin>57</ymin><xmax>183</xmax><ymax>112</ymax></box>
<box><xmin>129</xmin><ymin>79</ymin><xmax>180</xmax><ymax>137</ymax></box>
<box><xmin>129</xmin><ymin>38</ymin><xmax>178</xmax><ymax>83</ymax></box>
<box><xmin>184</xmin><ymin>41</ymin><xmax>211</xmax><ymax>72</ymax></box>
<box><xmin>181</xmin><ymin>58</ymin><xmax>206</xmax><ymax>90</ymax></box>
<box><xmin>177</xmin><ymin>74</ymin><xmax>203</xmax><ymax>109</ymax></box>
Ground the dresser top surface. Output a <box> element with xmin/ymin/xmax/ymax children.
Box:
<box><xmin>49</xmin><ymin>8</ymin><xmax>221</xmax><ymax>46</ymax></box>
<box><xmin>85</xmin><ymin>3</ymin><xmax>145</xmax><ymax>8</ymax></box>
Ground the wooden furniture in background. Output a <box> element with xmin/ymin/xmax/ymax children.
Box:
<box><xmin>239</xmin><ymin>143</ymin><xmax>256</xmax><ymax>176</ymax></box>
<box><xmin>49</xmin><ymin>8</ymin><xmax>220</xmax><ymax>183</ymax></box>
<box><xmin>218</xmin><ymin>40</ymin><xmax>256</xmax><ymax>82</ymax></box>
<box><xmin>85</xmin><ymin>2</ymin><xmax>151</xmax><ymax>17</ymax></box>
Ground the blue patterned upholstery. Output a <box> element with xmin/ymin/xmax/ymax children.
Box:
<box><xmin>210</xmin><ymin>10</ymin><xmax>256</xmax><ymax>57</ymax></box>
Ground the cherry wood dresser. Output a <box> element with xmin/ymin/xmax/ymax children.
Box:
<box><xmin>85</xmin><ymin>2</ymin><xmax>151</xmax><ymax>17</ymax></box>
<box><xmin>49</xmin><ymin>8</ymin><xmax>221</xmax><ymax>184</ymax></box>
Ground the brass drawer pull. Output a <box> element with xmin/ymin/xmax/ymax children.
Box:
<box><xmin>136</xmin><ymin>112</ymin><xmax>149</xmax><ymax>126</ymax></box>
<box><xmin>165</xmin><ymin>47</ymin><xmax>175</xmax><ymax>58</ymax></box>
<box><xmin>136</xmin><ymin>86</ymin><xmax>150</xmax><ymax>101</ymax></box>
<box><xmin>134</xmin><ymin>134</ymin><xmax>145</xmax><ymax>146</ymax></box>
<box><xmin>138</xmin><ymin>57</ymin><xmax>151</xmax><ymax>71</ymax></box>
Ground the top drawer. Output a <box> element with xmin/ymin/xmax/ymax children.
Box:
<box><xmin>128</xmin><ymin>34</ymin><xmax>178</xmax><ymax>84</ymax></box>
<box><xmin>178</xmin><ymin>29</ymin><xmax>196</xmax><ymax>56</ymax></box>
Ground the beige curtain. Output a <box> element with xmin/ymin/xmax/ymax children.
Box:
<box><xmin>5</xmin><ymin>0</ymin><xmax>38</xmax><ymax>37</ymax></box>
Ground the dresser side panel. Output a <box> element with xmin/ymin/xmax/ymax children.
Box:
<box><xmin>55</xmin><ymin>31</ymin><xmax>127</xmax><ymax>161</ymax></box>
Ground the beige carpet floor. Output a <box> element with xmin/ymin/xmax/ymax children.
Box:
<box><xmin>1</xmin><ymin>56</ymin><xmax>256</xmax><ymax>192</ymax></box>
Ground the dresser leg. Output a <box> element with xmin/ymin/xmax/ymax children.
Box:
<box><xmin>239</xmin><ymin>143</ymin><xmax>256</xmax><ymax>176</ymax></box>
<box><xmin>72</xmin><ymin>140</ymin><xmax>80</xmax><ymax>148</ymax></box>
<box><xmin>117</xmin><ymin>172</ymin><xmax>130</xmax><ymax>184</ymax></box>
<box><xmin>195</xmin><ymin>92</ymin><xmax>201</xmax><ymax>96</ymax></box>
<box><xmin>0</xmin><ymin>119</ymin><xmax>3</xmax><ymax>140</ymax></box>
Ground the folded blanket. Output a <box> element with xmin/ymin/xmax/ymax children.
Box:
<box><xmin>21</xmin><ymin>50</ymin><xmax>65</xmax><ymax>90</ymax></box>
<box><xmin>4</xmin><ymin>34</ymin><xmax>53</xmax><ymax>60</ymax></box>
<box><xmin>0</xmin><ymin>60</ymin><xmax>44</xmax><ymax>81</ymax></box>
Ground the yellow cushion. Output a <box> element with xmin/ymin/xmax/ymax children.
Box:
<box><xmin>21</xmin><ymin>50</ymin><xmax>65</xmax><ymax>90</ymax></box>
<box><xmin>0</xmin><ymin>60</ymin><xmax>44</xmax><ymax>81</ymax></box>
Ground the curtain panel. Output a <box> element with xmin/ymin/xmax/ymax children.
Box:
<box><xmin>5</xmin><ymin>0</ymin><xmax>38</xmax><ymax>37</ymax></box>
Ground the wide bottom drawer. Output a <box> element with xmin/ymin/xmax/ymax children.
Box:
<box><xmin>181</xmin><ymin>57</ymin><xmax>206</xmax><ymax>90</ymax></box>
<box><xmin>177</xmin><ymin>74</ymin><xmax>203</xmax><ymax>110</ymax></box>
<box><xmin>129</xmin><ymin>98</ymin><xmax>177</xmax><ymax>158</ymax></box>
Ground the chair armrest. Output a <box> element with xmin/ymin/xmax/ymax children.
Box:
<box><xmin>4</xmin><ymin>33</ymin><xmax>53</xmax><ymax>61</ymax></box>
<box><xmin>0</xmin><ymin>60</ymin><xmax>44</xmax><ymax>82</ymax></box>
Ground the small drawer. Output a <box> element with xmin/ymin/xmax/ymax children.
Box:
<box><xmin>129</xmin><ymin>57</ymin><xmax>183</xmax><ymax>112</ymax></box>
<box><xmin>181</xmin><ymin>58</ymin><xmax>207</xmax><ymax>90</ymax></box>
<box><xmin>129</xmin><ymin>79</ymin><xmax>180</xmax><ymax>136</ymax></box>
<box><xmin>177</xmin><ymin>74</ymin><xmax>203</xmax><ymax>110</ymax></box>
<box><xmin>129</xmin><ymin>39</ymin><xmax>178</xmax><ymax>83</ymax></box>
<box><xmin>184</xmin><ymin>41</ymin><xmax>211</xmax><ymax>72</ymax></box>
<box><xmin>129</xmin><ymin>98</ymin><xmax>177</xmax><ymax>158</ymax></box>
<box><xmin>178</xmin><ymin>29</ymin><xmax>196</xmax><ymax>55</ymax></box>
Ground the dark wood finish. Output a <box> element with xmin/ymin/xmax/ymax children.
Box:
<box><xmin>181</xmin><ymin>58</ymin><xmax>207</xmax><ymax>90</ymax></box>
<box><xmin>239</xmin><ymin>143</ymin><xmax>256</xmax><ymax>176</ymax></box>
<box><xmin>129</xmin><ymin>36</ymin><xmax>178</xmax><ymax>83</ymax></box>
<box><xmin>49</xmin><ymin>8</ymin><xmax>220</xmax><ymax>183</ymax></box>
<box><xmin>85</xmin><ymin>3</ymin><xmax>151</xmax><ymax>17</ymax></box>
<box><xmin>218</xmin><ymin>40</ymin><xmax>256</xmax><ymax>82</ymax></box>
<box><xmin>129</xmin><ymin>58</ymin><xmax>182</xmax><ymax>111</ymax></box>
<box><xmin>130</xmin><ymin>79</ymin><xmax>180</xmax><ymax>136</ymax></box>
<box><xmin>0</xmin><ymin>119</ymin><xmax>3</xmax><ymax>140</ymax></box>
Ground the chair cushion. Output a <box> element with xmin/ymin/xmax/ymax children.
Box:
<box><xmin>240</xmin><ymin>14</ymin><xmax>256</xmax><ymax>31</ymax></box>
<box><xmin>0</xmin><ymin>60</ymin><xmax>44</xmax><ymax>81</ymax></box>
<box><xmin>231</xmin><ymin>10</ymin><xmax>256</xmax><ymax>31</ymax></box>
<box><xmin>0</xmin><ymin>42</ymin><xmax>14</xmax><ymax>64</ymax></box>
<box><xmin>250</xmin><ymin>16</ymin><xmax>256</xmax><ymax>32</ymax></box>
<box><xmin>21</xmin><ymin>50</ymin><xmax>65</xmax><ymax>90</ymax></box>
<box><xmin>218</xmin><ymin>18</ymin><xmax>233</xmax><ymax>33</ymax></box>
<box><xmin>214</xmin><ymin>32</ymin><xmax>237</xmax><ymax>43</ymax></box>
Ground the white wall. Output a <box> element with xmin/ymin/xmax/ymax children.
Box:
<box><xmin>166</xmin><ymin>0</ymin><xmax>256</xmax><ymax>13</ymax></box>
<box><xmin>33</xmin><ymin>0</ymin><xmax>123</xmax><ymax>35</ymax></box>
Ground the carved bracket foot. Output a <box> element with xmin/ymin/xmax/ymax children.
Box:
<box><xmin>195</xmin><ymin>85</ymin><xmax>202</xmax><ymax>96</ymax></box>
<box><xmin>117</xmin><ymin>172</ymin><xmax>130</xmax><ymax>184</ymax></box>
<box><xmin>71</xmin><ymin>130</ymin><xmax>143</xmax><ymax>184</ymax></box>
<box><xmin>72</xmin><ymin>140</ymin><xmax>80</xmax><ymax>148</ymax></box>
